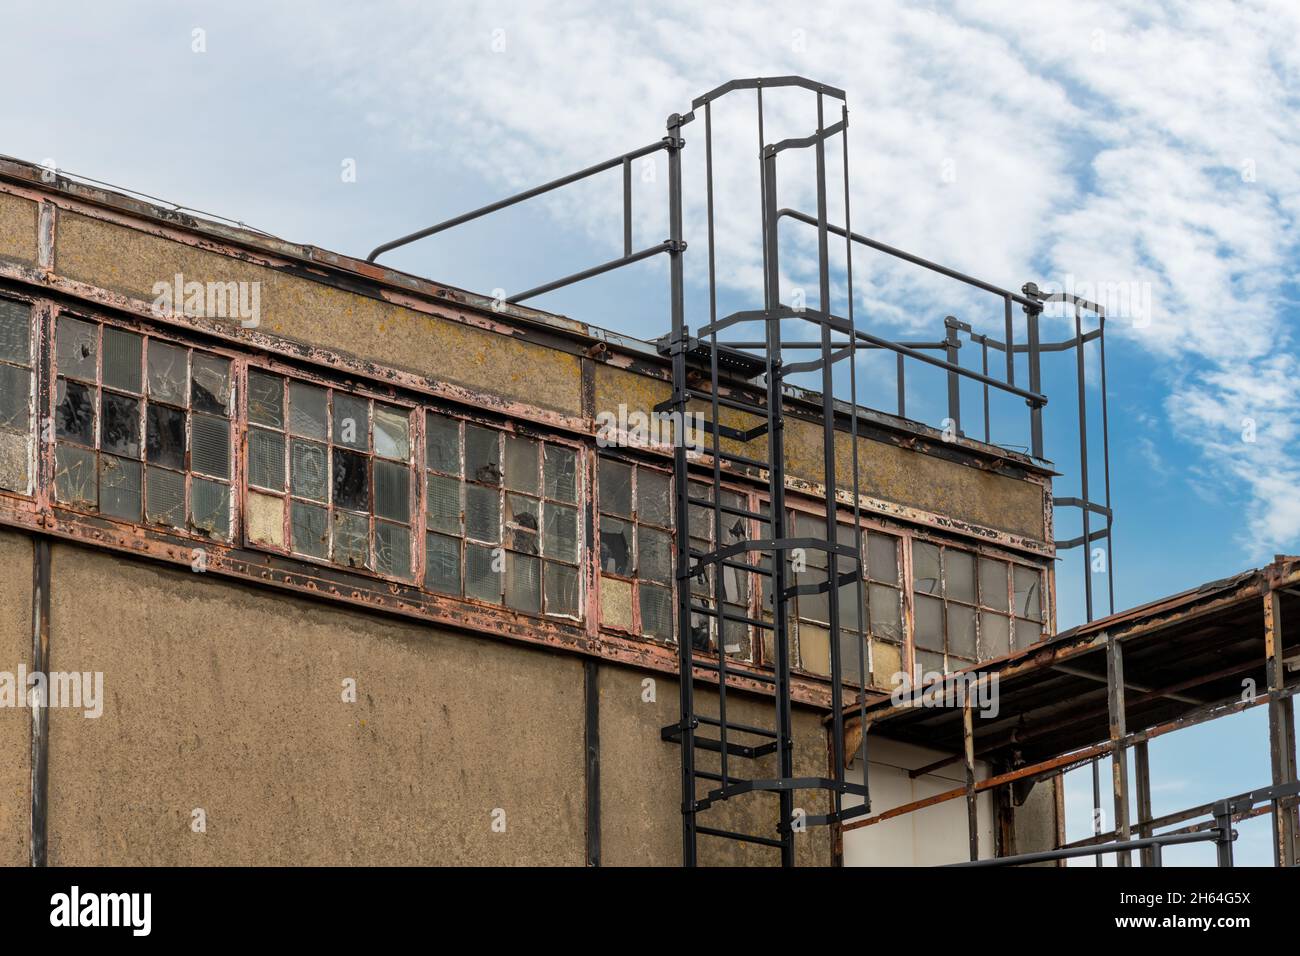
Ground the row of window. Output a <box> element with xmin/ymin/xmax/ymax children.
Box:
<box><xmin>0</xmin><ymin>297</ymin><xmax>1051</xmax><ymax>682</ymax></box>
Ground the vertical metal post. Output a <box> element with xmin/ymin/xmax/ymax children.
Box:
<box><xmin>1214</xmin><ymin>800</ymin><xmax>1235</xmax><ymax>867</ymax></box>
<box><xmin>622</xmin><ymin>157</ymin><xmax>632</xmax><ymax>257</ymax></box>
<box><xmin>1264</xmin><ymin>588</ymin><xmax>1298</xmax><ymax>866</ymax></box>
<box><xmin>1023</xmin><ymin>294</ymin><xmax>1044</xmax><ymax>460</ymax></box>
<box><xmin>1135</xmin><ymin>740</ymin><xmax>1153</xmax><ymax>867</ymax></box>
<box><xmin>944</xmin><ymin>315</ymin><xmax>961</xmax><ymax>436</ymax></box>
<box><xmin>1091</xmin><ymin>758</ymin><xmax>1102</xmax><ymax>867</ymax></box>
<box><xmin>666</xmin><ymin>111</ymin><xmax>696</xmax><ymax>868</ymax></box>
<box><xmin>1107</xmin><ymin>635</ymin><xmax>1131</xmax><ymax>866</ymax></box>
<box><xmin>762</xmin><ymin>141</ymin><xmax>796</xmax><ymax>868</ymax></box>
<box><xmin>1074</xmin><ymin>305</ymin><xmax>1094</xmax><ymax>624</ymax></box>
<box><xmin>896</xmin><ymin>354</ymin><xmax>906</xmax><ymax>419</ymax></box>
<box><xmin>963</xmin><ymin>695</ymin><xmax>978</xmax><ymax>861</ymax></box>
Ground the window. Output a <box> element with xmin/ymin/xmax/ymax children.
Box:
<box><xmin>912</xmin><ymin>540</ymin><xmax>1046</xmax><ymax>675</ymax></box>
<box><xmin>687</xmin><ymin>481</ymin><xmax>755</xmax><ymax>660</ymax></box>
<box><xmin>53</xmin><ymin>315</ymin><xmax>234</xmax><ymax>539</ymax></box>
<box><xmin>598</xmin><ymin>458</ymin><xmax>673</xmax><ymax>640</ymax></box>
<box><xmin>244</xmin><ymin>369</ymin><xmax>414</xmax><ymax>579</ymax></box>
<box><xmin>425</xmin><ymin>412</ymin><xmax>581</xmax><ymax>618</ymax></box>
<box><xmin>781</xmin><ymin>511</ymin><xmax>903</xmax><ymax>686</ymax></box>
<box><xmin>0</xmin><ymin>298</ymin><xmax>33</xmax><ymax>493</ymax></box>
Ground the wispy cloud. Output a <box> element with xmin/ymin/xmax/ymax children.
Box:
<box><xmin>271</xmin><ymin>0</ymin><xmax>1300</xmax><ymax>555</ymax></box>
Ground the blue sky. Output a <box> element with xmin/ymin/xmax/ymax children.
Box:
<box><xmin>3</xmin><ymin>0</ymin><xmax>1297</xmax><ymax>864</ymax></box>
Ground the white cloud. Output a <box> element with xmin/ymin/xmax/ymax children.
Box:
<box><xmin>271</xmin><ymin>0</ymin><xmax>1300</xmax><ymax>555</ymax></box>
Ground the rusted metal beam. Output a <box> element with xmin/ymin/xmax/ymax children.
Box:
<box><xmin>963</xmin><ymin>696</ymin><xmax>978</xmax><ymax>861</ymax></box>
<box><xmin>1135</xmin><ymin>740</ymin><xmax>1154</xmax><ymax>867</ymax></box>
<box><xmin>1107</xmin><ymin>636</ymin><xmax>1132</xmax><ymax>866</ymax></box>
<box><xmin>1052</xmin><ymin>663</ymin><xmax>1202</xmax><ymax>706</ymax></box>
<box><xmin>1264</xmin><ymin>589</ymin><xmax>1298</xmax><ymax>866</ymax></box>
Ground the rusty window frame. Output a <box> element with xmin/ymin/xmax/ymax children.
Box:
<box><xmin>49</xmin><ymin>307</ymin><xmax>237</xmax><ymax>542</ymax></box>
<box><xmin>425</xmin><ymin>408</ymin><xmax>585</xmax><ymax>620</ymax></box>
<box><xmin>685</xmin><ymin>479</ymin><xmax>758</xmax><ymax>663</ymax></box>
<box><xmin>241</xmin><ymin>361</ymin><xmax>417</xmax><ymax>582</ymax></box>
<box><xmin>596</xmin><ymin>454</ymin><xmax>675</xmax><ymax>643</ymax></box>
<box><xmin>0</xmin><ymin>293</ymin><xmax>37</xmax><ymax>497</ymax></box>
<box><xmin>908</xmin><ymin>529</ymin><xmax>1050</xmax><ymax>677</ymax></box>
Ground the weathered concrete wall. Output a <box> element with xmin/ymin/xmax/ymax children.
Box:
<box><xmin>0</xmin><ymin>529</ymin><xmax>31</xmax><ymax>866</ymax></box>
<box><xmin>0</xmin><ymin>193</ymin><xmax>37</xmax><ymax>267</ymax></box>
<box><xmin>596</xmin><ymin>364</ymin><xmax>1047</xmax><ymax>541</ymax></box>
<box><xmin>598</xmin><ymin>662</ymin><xmax>833</xmax><ymax>866</ymax></box>
<box><xmin>47</xmin><ymin>543</ymin><xmax>587</xmax><ymax>865</ymax></box>
<box><xmin>53</xmin><ymin>212</ymin><xmax>583</xmax><ymax>416</ymax></box>
<box><xmin>1015</xmin><ymin>776</ymin><xmax>1060</xmax><ymax>864</ymax></box>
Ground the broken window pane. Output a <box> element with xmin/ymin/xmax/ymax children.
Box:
<box><xmin>147</xmin><ymin>342</ymin><xmax>188</xmax><ymax>407</ymax></box>
<box><xmin>331</xmin><ymin>447</ymin><xmax>370</xmax><ymax>511</ymax></box>
<box><xmin>1014</xmin><ymin>566</ymin><xmax>1042</xmax><ymax>621</ymax></box>
<box><xmin>0</xmin><ymin>430</ymin><xmax>28</xmax><ymax>493</ymax></box>
<box><xmin>191</xmin><ymin>354</ymin><xmax>230</xmax><ymax>415</ymax></box>
<box><xmin>465</xmin><ymin>424</ymin><xmax>500</xmax><ymax>485</ymax></box>
<box><xmin>503</xmin><ymin>434</ymin><xmax>538</xmax><ymax>494</ymax></box>
<box><xmin>545</xmin><ymin>562</ymin><xmax>579</xmax><ymax>617</ymax></box>
<box><xmin>946</xmin><ymin>550</ymin><xmax>975</xmax><ymax>604</ymax></box>
<box><xmin>247</xmin><ymin>427</ymin><xmax>286</xmax><ymax>490</ymax></box>
<box><xmin>599</xmin><ymin>516</ymin><xmax>632</xmax><ymax>575</ymax></box>
<box><xmin>0</xmin><ymin>364</ymin><xmax>31</xmax><ymax>432</ymax></box>
<box><xmin>57</xmin><ymin>317</ymin><xmax>98</xmax><ymax>381</ymax></box>
<box><xmin>425</xmin><ymin>532</ymin><xmax>461</xmax><ymax>595</ymax></box>
<box><xmin>290</xmin><ymin>438</ymin><xmax>327</xmax><ymax>501</ymax></box>
<box><xmin>976</xmin><ymin>558</ymin><xmax>1008</xmax><ymax>611</ymax></box>
<box><xmin>543</xmin><ymin>444</ymin><xmax>576</xmax><ymax>503</ymax></box>
<box><xmin>638</xmin><ymin>526</ymin><xmax>672</xmax><ymax>585</ymax></box>
<box><xmin>333</xmin><ymin>392</ymin><xmax>369</xmax><ymax>451</ymax></box>
<box><xmin>982</xmin><ymin>611</ymin><xmax>1011</xmax><ymax>659</ymax></box>
<box><xmin>464</xmin><ymin>483</ymin><xmax>499</xmax><ymax>543</ymax></box>
<box><xmin>504</xmin><ymin>552</ymin><xmax>540</xmax><ymax>612</ymax></box>
<box><xmin>100</xmin><ymin>392</ymin><xmax>140</xmax><ymax>459</ymax></box>
<box><xmin>505</xmin><ymin>494</ymin><xmax>539</xmax><ymax>554</ymax></box>
<box><xmin>99</xmin><ymin>455</ymin><xmax>141</xmax><ymax>521</ymax></box>
<box><xmin>868</xmin><ymin>533</ymin><xmax>899</xmax><ymax>585</ymax></box>
<box><xmin>0</xmin><ymin>300</ymin><xmax>29</xmax><ymax>365</ymax></box>
<box><xmin>543</xmin><ymin>503</ymin><xmax>578</xmax><ymax>564</ymax></box>
<box><xmin>55</xmin><ymin>378</ymin><xmax>96</xmax><ymax>446</ymax></box>
<box><xmin>190</xmin><ymin>478</ymin><xmax>229</xmax><ymax>539</ymax></box>
<box><xmin>637</xmin><ymin>469</ymin><xmax>671</xmax><ymax>527</ymax></box>
<box><xmin>331</xmin><ymin>511</ymin><xmax>369</xmax><ymax>568</ymax></box>
<box><xmin>289</xmin><ymin>381</ymin><xmax>327</xmax><ymax>438</ymax></box>
<box><xmin>375</xmin><ymin>522</ymin><xmax>411</xmax><ymax>578</ymax></box>
<box><xmin>426</xmin><ymin>473</ymin><xmax>460</xmax><ymax>534</ymax></box>
<box><xmin>1014</xmin><ymin>618</ymin><xmax>1042</xmax><ymax>650</ymax></box>
<box><xmin>291</xmin><ymin>500</ymin><xmax>329</xmax><ymax>558</ymax></box>
<box><xmin>868</xmin><ymin>584</ymin><xmax>902</xmax><ymax>641</ymax></box>
<box><xmin>190</xmin><ymin>413</ymin><xmax>230</xmax><ymax>478</ymax></box>
<box><xmin>101</xmin><ymin>328</ymin><xmax>142</xmax><ymax>394</ymax></box>
<box><xmin>54</xmin><ymin>443</ymin><xmax>96</xmax><ymax>507</ymax></box>
<box><xmin>373</xmin><ymin>459</ymin><xmax>410</xmax><ymax>523</ymax></box>
<box><xmin>639</xmin><ymin>583</ymin><xmax>673</xmax><ymax>640</ymax></box>
<box><xmin>247</xmin><ymin>369</ymin><xmax>283</xmax><ymax>428</ymax></box>
<box><xmin>599</xmin><ymin>459</ymin><xmax>632</xmax><ymax>516</ymax></box>
<box><xmin>465</xmin><ymin>543</ymin><xmax>501</xmax><ymax>604</ymax></box>
<box><xmin>373</xmin><ymin>404</ymin><xmax>409</xmax><ymax>460</ymax></box>
<box><xmin>146</xmin><ymin>403</ymin><xmax>185</xmax><ymax>470</ymax></box>
<box><xmin>913</xmin><ymin>541</ymin><xmax>941</xmax><ymax>595</ymax></box>
<box><xmin>948</xmin><ymin>603</ymin><xmax>977</xmax><ymax>660</ymax></box>
<box><xmin>145</xmin><ymin>466</ymin><xmax>185</xmax><ymax>527</ymax></box>
<box><xmin>426</xmin><ymin>413</ymin><xmax>459</xmax><ymax>474</ymax></box>
<box><xmin>914</xmin><ymin>593</ymin><xmax>943</xmax><ymax>651</ymax></box>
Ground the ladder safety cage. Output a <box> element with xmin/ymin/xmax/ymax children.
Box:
<box><xmin>366</xmin><ymin>75</ymin><xmax>1115</xmax><ymax>868</ymax></box>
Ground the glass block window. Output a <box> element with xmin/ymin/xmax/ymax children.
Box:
<box><xmin>912</xmin><ymin>541</ymin><xmax>1046</xmax><ymax>675</ymax></box>
<box><xmin>686</xmin><ymin>481</ymin><xmax>755</xmax><ymax>660</ymax></box>
<box><xmin>424</xmin><ymin>412</ymin><xmax>581</xmax><ymax>618</ymax></box>
<box><xmin>0</xmin><ymin>298</ymin><xmax>33</xmax><ymax>493</ymax></box>
<box><xmin>53</xmin><ymin>316</ymin><xmax>234</xmax><ymax>539</ymax></box>
<box><xmin>597</xmin><ymin>458</ymin><xmax>673</xmax><ymax>641</ymax></box>
<box><xmin>245</xmin><ymin>369</ymin><xmax>415</xmax><ymax>579</ymax></box>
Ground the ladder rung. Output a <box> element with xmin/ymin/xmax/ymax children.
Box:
<box><xmin>690</xmin><ymin>659</ymin><xmax>776</xmax><ymax>683</ymax></box>
<box><xmin>686</xmin><ymin>496</ymin><xmax>767</xmax><ymax>521</ymax></box>
<box><xmin>695</xmin><ymin>825</ymin><xmax>784</xmax><ymax>849</ymax></box>
<box><xmin>688</xmin><ymin>603</ymin><xmax>773</xmax><ymax>631</ymax></box>
<box><xmin>695</xmin><ymin>715</ymin><xmax>779</xmax><ymax>738</ymax></box>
